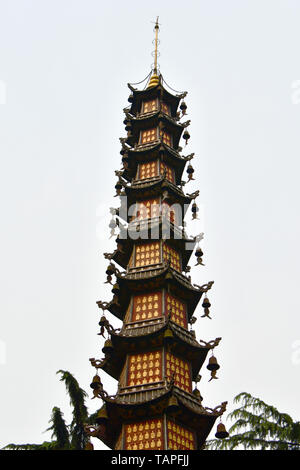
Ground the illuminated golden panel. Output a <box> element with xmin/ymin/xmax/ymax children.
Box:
<box><xmin>125</xmin><ymin>418</ymin><xmax>164</xmax><ymax>450</ymax></box>
<box><xmin>165</xmin><ymin>352</ymin><xmax>192</xmax><ymax>393</ymax></box>
<box><xmin>139</xmin><ymin>161</ymin><xmax>158</xmax><ymax>180</ymax></box>
<box><xmin>135</xmin><ymin>242</ymin><xmax>161</xmax><ymax>267</ymax></box>
<box><xmin>160</xmin><ymin>130</ymin><xmax>172</xmax><ymax>147</ymax></box>
<box><xmin>136</xmin><ymin>198</ymin><xmax>160</xmax><ymax>220</ymax></box>
<box><xmin>163</xmin><ymin>244</ymin><xmax>181</xmax><ymax>272</ymax></box>
<box><xmin>162</xmin><ymin>202</ymin><xmax>177</xmax><ymax>224</ymax></box>
<box><xmin>141</xmin><ymin>128</ymin><xmax>158</xmax><ymax>144</ymax></box>
<box><xmin>165</xmin><ymin>293</ymin><xmax>187</xmax><ymax>328</ymax></box>
<box><xmin>167</xmin><ymin>421</ymin><xmax>196</xmax><ymax>450</ymax></box>
<box><xmin>160</xmin><ymin>162</ymin><xmax>175</xmax><ymax>183</ymax></box>
<box><xmin>161</xmin><ymin>102</ymin><xmax>170</xmax><ymax>115</ymax></box>
<box><xmin>127</xmin><ymin>351</ymin><xmax>162</xmax><ymax>387</ymax></box>
<box><xmin>132</xmin><ymin>292</ymin><xmax>163</xmax><ymax>322</ymax></box>
<box><xmin>143</xmin><ymin>99</ymin><xmax>157</xmax><ymax>114</ymax></box>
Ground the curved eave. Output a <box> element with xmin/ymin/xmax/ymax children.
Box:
<box><xmin>112</xmin><ymin>219</ymin><xmax>195</xmax><ymax>270</ymax></box>
<box><xmin>122</xmin><ymin>178</ymin><xmax>192</xmax><ymax>209</ymax></box>
<box><xmin>101</xmin><ymin>321</ymin><xmax>210</xmax><ymax>381</ymax></box>
<box><xmin>106</xmin><ymin>266</ymin><xmax>202</xmax><ymax>320</ymax></box>
<box><xmin>123</xmin><ymin>143</ymin><xmax>187</xmax><ymax>185</ymax></box>
<box><xmin>96</xmin><ymin>387</ymin><xmax>223</xmax><ymax>450</ymax></box>
<box><xmin>128</xmin><ymin>83</ymin><xmax>182</xmax><ymax>117</ymax></box>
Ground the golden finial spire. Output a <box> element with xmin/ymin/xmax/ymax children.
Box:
<box><xmin>148</xmin><ymin>17</ymin><xmax>160</xmax><ymax>88</ymax></box>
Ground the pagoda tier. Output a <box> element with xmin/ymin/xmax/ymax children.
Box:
<box><xmin>121</xmin><ymin>143</ymin><xmax>191</xmax><ymax>185</ymax></box>
<box><xmin>118</xmin><ymin>174</ymin><xmax>193</xmax><ymax>223</ymax></box>
<box><xmin>99</xmin><ymin>264</ymin><xmax>213</xmax><ymax>322</ymax></box>
<box><xmin>86</xmin><ymin>386</ymin><xmax>226</xmax><ymax>450</ymax></box>
<box><xmin>126</xmin><ymin>82</ymin><xmax>186</xmax><ymax>118</ymax></box>
<box><xmin>95</xmin><ymin>318</ymin><xmax>221</xmax><ymax>382</ymax></box>
<box><xmin>107</xmin><ymin>222</ymin><xmax>196</xmax><ymax>270</ymax></box>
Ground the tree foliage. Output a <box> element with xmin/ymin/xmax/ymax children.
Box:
<box><xmin>208</xmin><ymin>392</ymin><xmax>300</xmax><ymax>450</ymax></box>
<box><xmin>2</xmin><ymin>370</ymin><xmax>95</xmax><ymax>451</ymax></box>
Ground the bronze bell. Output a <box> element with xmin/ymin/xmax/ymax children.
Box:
<box><xmin>195</xmin><ymin>247</ymin><xmax>203</xmax><ymax>258</ymax></box>
<box><xmin>95</xmin><ymin>405</ymin><xmax>109</xmax><ymax>425</ymax></box>
<box><xmin>207</xmin><ymin>355</ymin><xmax>220</xmax><ymax>371</ymax></box>
<box><xmin>85</xmin><ymin>441</ymin><xmax>94</xmax><ymax>450</ymax></box>
<box><xmin>90</xmin><ymin>374</ymin><xmax>101</xmax><ymax>389</ymax></box>
<box><xmin>165</xmin><ymin>396</ymin><xmax>179</xmax><ymax>413</ymax></box>
<box><xmin>115</xmin><ymin>181</ymin><xmax>122</xmax><ymax>191</ymax></box>
<box><xmin>187</xmin><ymin>164</ymin><xmax>194</xmax><ymax>174</ymax></box>
<box><xmin>202</xmin><ymin>297</ymin><xmax>211</xmax><ymax>309</ymax></box>
<box><xmin>98</xmin><ymin>315</ymin><xmax>106</xmax><ymax>327</ymax></box>
<box><xmin>183</xmin><ymin>130</ymin><xmax>190</xmax><ymax>142</ymax></box>
<box><xmin>192</xmin><ymin>388</ymin><xmax>203</xmax><ymax>402</ymax></box>
<box><xmin>102</xmin><ymin>339</ymin><xmax>114</xmax><ymax>355</ymax></box>
<box><xmin>180</xmin><ymin>101</ymin><xmax>187</xmax><ymax>112</ymax></box>
<box><xmin>191</xmin><ymin>202</ymin><xmax>198</xmax><ymax>213</ymax></box>
<box><xmin>106</xmin><ymin>264</ymin><xmax>115</xmax><ymax>276</ymax></box>
<box><xmin>164</xmin><ymin>328</ymin><xmax>174</xmax><ymax>344</ymax></box>
<box><xmin>215</xmin><ymin>422</ymin><xmax>229</xmax><ymax>439</ymax></box>
<box><xmin>112</xmin><ymin>283</ymin><xmax>120</xmax><ymax>295</ymax></box>
<box><xmin>128</xmin><ymin>93</ymin><xmax>134</xmax><ymax>103</ymax></box>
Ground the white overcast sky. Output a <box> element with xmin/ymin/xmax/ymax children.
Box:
<box><xmin>0</xmin><ymin>0</ymin><xmax>300</xmax><ymax>449</ymax></box>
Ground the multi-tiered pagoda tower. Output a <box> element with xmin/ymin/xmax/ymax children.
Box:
<box><xmin>86</xmin><ymin>20</ymin><xmax>227</xmax><ymax>451</ymax></box>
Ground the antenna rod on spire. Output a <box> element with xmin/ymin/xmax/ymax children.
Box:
<box><xmin>154</xmin><ymin>16</ymin><xmax>159</xmax><ymax>75</ymax></box>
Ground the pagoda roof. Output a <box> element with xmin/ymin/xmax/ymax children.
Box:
<box><xmin>91</xmin><ymin>384</ymin><xmax>226</xmax><ymax>450</ymax></box>
<box><xmin>99</xmin><ymin>319</ymin><xmax>211</xmax><ymax>381</ymax></box>
<box><xmin>125</xmin><ymin>112</ymin><xmax>185</xmax><ymax>150</ymax></box>
<box><xmin>120</xmin><ymin>176</ymin><xmax>192</xmax><ymax>216</ymax></box>
<box><xmin>127</xmin><ymin>81</ymin><xmax>185</xmax><ymax>118</ymax></box>
<box><xmin>110</xmin><ymin>218</ymin><xmax>195</xmax><ymax>270</ymax></box>
<box><xmin>105</xmin><ymin>264</ymin><xmax>210</xmax><ymax>321</ymax></box>
<box><xmin>122</xmin><ymin>142</ymin><xmax>188</xmax><ymax>185</ymax></box>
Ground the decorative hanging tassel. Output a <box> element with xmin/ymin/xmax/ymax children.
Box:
<box><xmin>201</xmin><ymin>296</ymin><xmax>211</xmax><ymax>319</ymax></box>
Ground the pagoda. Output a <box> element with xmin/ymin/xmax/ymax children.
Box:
<box><xmin>85</xmin><ymin>19</ymin><xmax>227</xmax><ymax>451</ymax></box>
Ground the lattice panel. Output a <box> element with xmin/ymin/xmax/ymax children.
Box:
<box><xmin>138</xmin><ymin>161</ymin><xmax>158</xmax><ymax>180</ymax></box>
<box><xmin>163</xmin><ymin>244</ymin><xmax>181</xmax><ymax>271</ymax></box>
<box><xmin>165</xmin><ymin>293</ymin><xmax>187</xmax><ymax>328</ymax></box>
<box><xmin>125</xmin><ymin>419</ymin><xmax>164</xmax><ymax>450</ymax></box>
<box><xmin>165</xmin><ymin>352</ymin><xmax>192</xmax><ymax>393</ymax></box>
<box><xmin>132</xmin><ymin>292</ymin><xmax>163</xmax><ymax>322</ymax></box>
<box><xmin>160</xmin><ymin>130</ymin><xmax>172</xmax><ymax>147</ymax></box>
<box><xmin>136</xmin><ymin>198</ymin><xmax>160</xmax><ymax>220</ymax></box>
<box><xmin>167</xmin><ymin>421</ymin><xmax>196</xmax><ymax>450</ymax></box>
<box><xmin>161</xmin><ymin>102</ymin><xmax>170</xmax><ymax>115</ymax></box>
<box><xmin>127</xmin><ymin>351</ymin><xmax>162</xmax><ymax>387</ymax></box>
<box><xmin>140</xmin><ymin>128</ymin><xmax>158</xmax><ymax>145</ymax></box>
<box><xmin>135</xmin><ymin>242</ymin><xmax>161</xmax><ymax>267</ymax></box>
<box><xmin>142</xmin><ymin>99</ymin><xmax>157</xmax><ymax>114</ymax></box>
<box><xmin>160</xmin><ymin>161</ymin><xmax>175</xmax><ymax>183</ymax></box>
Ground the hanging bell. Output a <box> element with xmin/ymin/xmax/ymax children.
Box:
<box><xmin>98</xmin><ymin>315</ymin><xmax>106</xmax><ymax>327</ymax></box>
<box><xmin>202</xmin><ymin>297</ymin><xmax>211</xmax><ymax>309</ymax></box>
<box><xmin>90</xmin><ymin>374</ymin><xmax>101</xmax><ymax>389</ymax></box>
<box><xmin>183</xmin><ymin>130</ymin><xmax>190</xmax><ymax>145</ymax></box>
<box><xmin>112</xmin><ymin>283</ymin><xmax>120</xmax><ymax>295</ymax></box>
<box><xmin>115</xmin><ymin>181</ymin><xmax>122</xmax><ymax>195</ymax></box>
<box><xmin>207</xmin><ymin>355</ymin><xmax>220</xmax><ymax>371</ymax></box>
<box><xmin>85</xmin><ymin>441</ymin><xmax>94</xmax><ymax>450</ymax></box>
<box><xmin>195</xmin><ymin>247</ymin><xmax>203</xmax><ymax>258</ymax></box>
<box><xmin>125</xmin><ymin>122</ymin><xmax>132</xmax><ymax>132</ymax></box>
<box><xmin>102</xmin><ymin>339</ymin><xmax>114</xmax><ymax>355</ymax></box>
<box><xmin>128</xmin><ymin>93</ymin><xmax>134</xmax><ymax>103</ymax></box>
<box><xmin>109</xmin><ymin>218</ymin><xmax>116</xmax><ymax>230</ymax></box>
<box><xmin>95</xmin><ymin>405</ymin><xmax>109</xmax><ymax>424</ymax></box>
<box><xmin>215</xmin><ymin>422</ymin><xmax>229</xmax><ymax>439</ymax></box>
<box><xmin>186</xmin><ymin>164</ymin><xmax>195</xmax><ymax>180</ymax></box>
<box><xmin>164</xmin><ymin>328</ymin><xmax>174</xmax><ymax>344</ymax></box>
<box><xmin>165</xmin><ymin>396</ymin><xmax>179</xmax><ymax>413</ymax></box>
<box><xmin>106</xmin><ymin>264</ymin><xmax>115</xmax><ymax>276</ymax></box>
<box><xmin>180</xmin><ymin>101</ymin><xmax>187</xmax><ymax>114</ymax></box>
<box><xmin>192</xmin><ymin>388</ymin><xmax>203</xmax><ymax>402</ymax></box>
